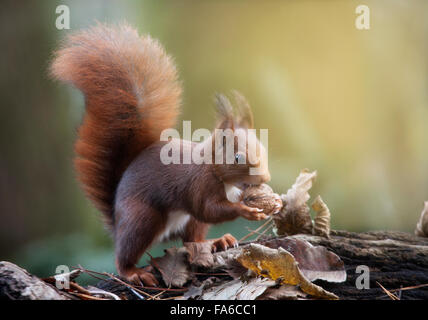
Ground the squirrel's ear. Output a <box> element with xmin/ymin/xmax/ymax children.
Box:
<box><xmin>215</xmin><ymin>93</ymin><xmax>235</xmax><ymax>130</ymax></box>
<box><xmin>232</xmin><ymin>90</ymin><xmax>254</xmax><ymax>129</ymax></box>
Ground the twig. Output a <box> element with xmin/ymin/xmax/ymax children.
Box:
<box><xmin>135</xmin><ymin>285</ymin><xmax>187</xmax><ymax>292</ymax></box>
<box><xmin>128</xmin><ymin>288</ymin><xmax>145</xmax><ymax>300</ymax></box>
<box><xmin>69</xmin><ymin>282</ymin><xmax>92</xmax><ymax>295</ymax></box>
<box><xmin>86</xmin><ymin>286</ymin><xmax>122</xmax><ymax>300</ymax></box>
<box><xmin>191</xmin><ymin>272</ymin><xmax>229</xmax><ymax>276</ymax></box>
<box><xmin>255</xmin><ymin>222</ymin><xmax>275</xmax><ymax>241</ymax></box>
<box><xmin>71</xmin><ymin>265</ymin><xmax>107</xmax><ymax>282</ymax></box>
<box><xmin>161</xmin><ymin>295</ymin><xmax>184</xmax><ymax>300</ymax></box>
<box><xmin>239</xmin><ymin>217</ymin><xmax>273</xmax><ymax>243</ymax></box>
<box><xmin>149</xmin><ymin>285</ymin><xmax>171</xmax><ymax>300</ymax></box>
<box><xmin>106</xmin><ymin>273</ymin><xmax>156</xmax><ymax>300</ymax></box>
<box><xmin>74</xmin><ymin>265</ymin><xmax>156</xmax><ymax>300</ymax></box>
<box><xmin>377</xmin><ymin>281</ymin><xmax>400</xmax><ymax>300</ymax></box>
<box><xmin>68</xmin><ymin>292</ymin><xmax>108</xmax><ymax>300</ymax></box>
<box><xmin>389</xmin><ymin>283</ymin><xmax>428</xmax><ymax>293</ymax></box>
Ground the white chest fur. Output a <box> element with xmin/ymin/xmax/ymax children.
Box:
<box><xmin>224</xmin><ymin>183</ymin><xmax>243</xmax><ymax>203</ymax></box>
<box><xmin>154</xmin><ymin>210</ymin><xmax>190</xmax><ymax>243</ymax></box>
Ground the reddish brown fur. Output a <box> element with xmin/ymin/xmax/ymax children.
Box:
<box><xmin>51</xmin><ymin>24</ymin><xmax>270</xmax><ymax>284</ymax></box>
<box><xmin>50</xmin><ymin>23</ymin><xmax>181</xmax><ymax>228</ymax></box>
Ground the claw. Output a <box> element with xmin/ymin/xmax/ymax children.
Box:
<box><xmin>212</xmin><ymin>234</ymin><xmax>238</xmax><ymax>252</ymax></box>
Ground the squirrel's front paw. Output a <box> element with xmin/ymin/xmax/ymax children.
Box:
<box><xmin>237</xmin><ymin>202</ymin><xmax>269</xmax><ymax>221</ymax></box>
<box><xmin>211</xmin><ymin>233</ymin><xmax>238</xmax><ymax>252</ymax></box>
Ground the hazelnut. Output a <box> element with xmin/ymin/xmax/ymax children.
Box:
<box><xmin>242</xmin><ymin>184</ymin><xmax>283</xmax><ymax>215</ymax></box>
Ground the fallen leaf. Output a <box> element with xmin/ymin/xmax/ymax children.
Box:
<box><xmin>212</xmin><ymin>247</ymin><xmax>242</xmax><ymax>269</ymax></box>
<box><xmin>258</xmin><ymin>284</ymin><xmax>308</xmax><ymax>300</ymax></box>
<box><xmin>274</xmin><ymin>169</ymin><xmax>316</xmax><ymax>235</ymax></box>
<box><xmin>182</xmin><ymin>283</ymin><xmax>205</xmax><ymax>300</ymax></box>
<box><xmin>284</xmin><ymin>169</ymin><xmax>317</xmax><ymax>212</ymax></box>
<box><xmin>274</xmin><ymin>204</ymin><xmax>313</xmax><ymax>236</ymax></box>
<box><xmin>150</xmin><ymin>247</ymin><xmax>190</xmax><ymax>287</ymax></box>
<box><xmin>415</xmin><ymin>201</ymin><xmax>428</xmax><ymax>237</ymax></box>
<box><xmin>180</xmin><ymin>277</ymin><xmax>218</xmax><ymax>300</ymax></box>
<box><xmin>184</xmin><ymin>241</ymin><xmax>214</xmax><ymax>268</ymax></box>
<box><xmin>200</xmin><ymin>277</ymin><xmax>276</xmax><ymax>300</ymax></box>
<box><xmin>224</xmin><ymin>259</ymin><xmax>249</xmax><ymax>279</ymax></box>
<box><xmin>261</xmin><ymin>237</ymin><xmax>346</xmax><ymax>283</ymax></box>
<box><xmin>312</xmin><ymin>195</ymin><xmax>331</xmax><ymax>238</ymax></box>
<box><xmin>237</xmin><ymin>243</ymin><xmax>338</xmax><ymax>299</ymax></box>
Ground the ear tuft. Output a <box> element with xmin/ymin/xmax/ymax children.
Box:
<box><xmin>215</xmin><ymin>93</ymin><xmax>235</xmax><ymax>130</ymax></box>
<box><xmin>214</xmin><ymin>91</ymin><xmax>254</xmax><ymax>129</ymax></box>
<box><xmin>232</xmin><ymin>90</ymin><xmax>254</xmax><ymax>129</ymax></box>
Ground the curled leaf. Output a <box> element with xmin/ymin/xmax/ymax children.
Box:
<box><xmin>415</xmin><ymin>201</ymin><xmax>428</xmax><ymax>237</ymax></box>
<box><xmin>275</xmin><ymin>203</ymin><xmax>313</xmax><ymax>236</ymax></box>
<box><xmin>284</xmin><ymin>169</ymin><xmax>317</xmax><ymax>211</ymax></box>
<box><xmin>237</xmin><ymin>243</ymin><xmax>338</xmax><ymax>299</ymax></box>
<box><xmin>273</xmin><ymin>169</ymin><xmax>316</xmax><ymax>236</ymax></box>
<box><xmin>312</xmin><ymin>195</ymin><xmax>331</xmax><ymax>238</ymax></box>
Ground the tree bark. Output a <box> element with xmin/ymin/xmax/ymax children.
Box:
<box><xmin>271</xmin><ymin>230</ymin><xmax>428</xmax><ymax>299</ymax></box>
<box><xmin>1</xmin><ymin>230</ymin><xmax>427</xmax><ymax>300</ymax></box>
<box><xmin>0</xmin><ymin>261</ymin><xmax>71</xmax><ymax>300</ymax></box>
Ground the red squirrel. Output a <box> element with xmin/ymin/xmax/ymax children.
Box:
<box><xmin>50</xmin><ymin>23</ymin><xmax>271</xmax><ymax>286</ymax></box>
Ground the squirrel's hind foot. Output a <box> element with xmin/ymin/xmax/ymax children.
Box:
<box><xmin>121</xmin><ymin>266</ymin><xmax>159</xmax><ymax>287</ymax></box>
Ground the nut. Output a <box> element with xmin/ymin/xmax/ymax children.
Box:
<box><xmin>242</xmin><ymin>184</ymin><xmax>283</xmax><ymax>215</ymax></box>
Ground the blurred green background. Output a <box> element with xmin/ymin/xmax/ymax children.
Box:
<box><xmin>1</xmin><ymin>0</ymin><xmax>428</xmax><ymax>282</ymax></box>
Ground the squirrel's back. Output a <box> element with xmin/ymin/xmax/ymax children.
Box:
<box><xmin>50</xmin><ymin>23</ymin><xmax>181</xmax><ymax>228</ymax></box>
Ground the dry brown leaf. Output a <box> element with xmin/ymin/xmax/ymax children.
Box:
<box><xmin>150</xmin><ymin>247</ymin><xmax>190</xmax><ymax>287</ymax></box>
<box><xmin>181</xmin><ymin>283</ymin><xmax>205</xmax><ymax>300</ymax></box>
<box><xmin>311</xmin><ymin>195</ymin><xmax>331</xmax><ymax>238</ymax></box>
<box><xmin>415</xmin><ymin>201</ymin><xmax>428</xmax><ymax>237</ymax></box>
<box><xmin>200</xmin><ymin>277</ymin><xmax>276</xmax><ymax>300</ymax></box>
<box><xmin>274</xmin><ymin>204</ymin><xmax>313</xmax><ymax>236</ymax></box>
<box><xmin>258</xmin><ymin>284</ymin><xmax>308</xmax><ymax>300</ymax></box>
<box><xmin>224</xmin><ymin>259</ymin><xmax>250</xmax><ymax>279</ymax></box>
<box><xmin>212</xmin><ymin>247</ymin><xmax>242</xmax><ymax>269</ymax></box>
<box><xmin>261</xmin><ymin>237</ymin><xmax>346</xmax><ymax>283</ymax></box>
<box><xmin>284</xmin><ymin>169</ymin><xmax>317</xmax><ymax>211</ymax></box>
<box><xmin>274</xmin><ymin>169</ymin><xmax>316</xmax><ymax>235</ymax></box>
<box><xmin>237</xmin><ymin>243</ymin><xmax>338</xmax><ymax>299</ymax></box>
<box><xmin>179</xmin><ymin>277</ymin><xmax>220</xmax><ymax>300</ymax></box>
<box><xmin>184</xmin><ymin>241</ymin><xmax>214</xmax><ymax>268</ymax></box>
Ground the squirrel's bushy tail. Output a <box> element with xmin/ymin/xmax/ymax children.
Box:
<box><xmin>50</xmin><ymin>23</ymin><xmax>181</xmax><ymax>228</ymax></box>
